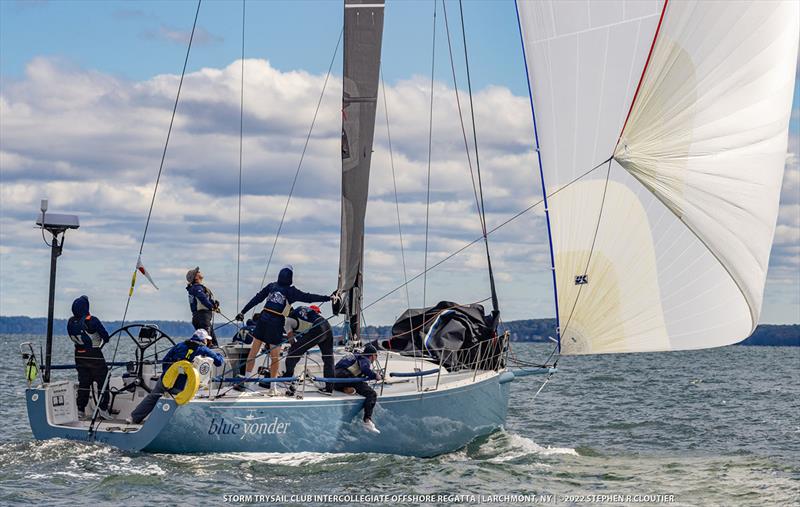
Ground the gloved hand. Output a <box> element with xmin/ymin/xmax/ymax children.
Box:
<box><xmin>329</xmin><ymin>291</ymin><xmax>341</xmax><ymax>305</ymax></box>
<box><xmin>235</xmin><ymin>313</ymin><xmax>244</xmax><ymax>322</ymax></box>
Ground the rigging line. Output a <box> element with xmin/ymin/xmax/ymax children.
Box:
<box><xmin>95</xmin><ymin>0</ymin><xmax>202</xmax><ymax>435</ymax></box>
<box><xmin>422</xmin><ymin>0</ymin><xmax>437</xmax><ymax>310</ymax></box>
<box><xmin>236</xmin><ymin>0</ymin><xmax>246</xmax><ymax>312</ymax></box>
<box><xmin>458</xmin><ymin>0</ymin><xmax>499</xmax><ymax>314</ymax></box>
<box><xmin>258</xmin><ymin>27</ymin><xmax>344</xmax><ymax>289</ymax></box>
<box><xmin>559</xmin><ymin>159</ymin><xmax>613</xmax><ymax>342</ymax></box>
<box><xmin>380</xmin><ymin>72</ymin><xmax>410</xmax><ymax>311</ymax></box>
<box><xmin>380</xmin><ymin>69</ymin><xmax>416</xmax><ymax>362</ymax></box>
<box><xmin>513</xmin><ymin>0</ymin><xmax>561</xmax><ymax>351</ymax></box>
<box><xmin>441</xmin><ymin>0</ymin><xmax>482</xmax><ymax>233</ymax></box>
<box><xmin>362</xmin><ymin>157</ymin><xmax>611</xmax><ymax>313</ymax></box>
<box><xmin>118</xmin><ymin>0</ymin><xmax>202</xmax><ymax>326</ymax></box>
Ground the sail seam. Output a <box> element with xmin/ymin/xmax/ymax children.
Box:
<box><xmin>616</xmin><ymin>0</ymin><xmax>669</xmax><ymax>149</ymax></box>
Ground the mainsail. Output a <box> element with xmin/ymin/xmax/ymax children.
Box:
<box><xmin>337</xmin><ymin>0</ymin><xmax>385</xmax><ymax>338</ymax></box>
<box><xmin>515</xmin><ymin>0</ymin><xmax>798</xmax><ymax>354</ymax></box>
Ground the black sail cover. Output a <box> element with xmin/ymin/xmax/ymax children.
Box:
<box><xmin>338</xmin><ymin>0</ymin><xmax>385</xmax><ymax>299</ymax></box>
<box><xmin>373</xmin><ymin>302</ymin><xmax>504</xmax><ymax>371</ymax></box>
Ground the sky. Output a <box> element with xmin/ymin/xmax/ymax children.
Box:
<box><xmin>1</xmin><ymin>0</ymin><xmax>798</xmax><ymax>329</ymax></box>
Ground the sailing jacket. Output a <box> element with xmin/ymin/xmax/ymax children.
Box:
<box><xmin>67</xmin><ymin>295</ymin><xmax>110</xmax><ymax>352</ymax></box>
<box><xmin>240</xmin><ymin>268</ymin><xmax>330</xmax><ymax>319</ymax></box>
<box><xmin>232</xmin><ymin>321</ymin><xmax>256</xmax><ymax>344</ymax></box>
<box><xmin>161</xmin><ymin>340</ymin><xmax>224</xmax><ymax>390</ymax></box>
<box><xmin>187</xmin><ymin>283</ymin><xmax>217</xmax><ymax>314</ymax></box>
<box><xmin>284</xmin><ymin>306</ymin><xmax>324</xmax><ymax>334</ymax></box>
<box><xmin>335</xmin><ymin>353</ymin><xmax>378</xmax><ymax>381</ymax></box>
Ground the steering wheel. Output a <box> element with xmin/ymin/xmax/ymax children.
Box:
<box><xmin>105</xmin><ymin>324</ymin><xmax>176</xmax><ymax>393</ymax></box>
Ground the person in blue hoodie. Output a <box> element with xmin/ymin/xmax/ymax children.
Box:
<box><xmin>129</xmin><ymin>329</ymin><xmax>223</xmax><ymax>424</ymax></box>
<box><xmin>67</xmin><ymin>295</ymin><xmax>112</xmax><ymax>420</ymax></box>
<box><xmin>235</xmin><ymin>265</ymin><xmax>334</xmax><ymax>392</ymax></box>
<box><xmin>186</xmin><ymin>267</ymin><xmax>220</xmax><ymax>346</ymax></box>
<box><xmin>334</xmin><ymin>343</ymin><xmax>382</xmax><ymax>434</ymax></box>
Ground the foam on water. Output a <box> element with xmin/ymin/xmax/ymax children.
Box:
<box><xmin>212</xmin><ymin>451</ymin><xmax>355</xmax><ymax>466</ymax></box>
<box><xmin>485</xmin><ymin>432</ymin><xmax>579</xmax><ymax>462</ymax></box>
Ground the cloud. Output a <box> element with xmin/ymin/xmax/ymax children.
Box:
<box><xmin>1</xmin><ymin>56</ymin><xmax>798</xmax><ymax>327</ymax></box>
<box><xmin>141</xmin><ymin>25</ymin><xmax>223</xmax><ymax>47</ymax></box>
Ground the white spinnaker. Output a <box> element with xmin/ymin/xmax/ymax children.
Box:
<box><xmin>516</xmin><ymin>0</ymin><xmax>798</xmax><ymax>354</ymax></box>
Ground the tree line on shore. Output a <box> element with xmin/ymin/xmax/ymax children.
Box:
<box><xmin>1</xmin><ymin>316</ymin><xmax>797</xmax><ymax>346</ymax></box>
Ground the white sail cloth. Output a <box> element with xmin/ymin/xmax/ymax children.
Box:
<box><xmin>516</xmin><ymin>0</ymin><xmax>798</xmax><ymax>354</ymax></box>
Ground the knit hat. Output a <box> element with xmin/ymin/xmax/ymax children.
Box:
<box><xmin>362</xmin><ymin>343</ymin><xmax>378</xmax><ymax>356</ymax></box>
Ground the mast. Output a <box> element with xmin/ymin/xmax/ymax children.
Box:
<box><xmin>336</xmin><ymin>0</ymin><xmax>385</xmax><ymax>344</ymax></box>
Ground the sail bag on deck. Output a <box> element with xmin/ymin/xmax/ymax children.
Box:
<box><xmin>376</xmin><ymin>302</ymin><xmax>503</xmax><ymax>371</ymax></box>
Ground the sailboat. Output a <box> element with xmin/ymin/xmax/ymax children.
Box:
<box><xmin>20</xmin><ymin>0</ymin><xmax>798</xmax><ymax>457</ymax></box>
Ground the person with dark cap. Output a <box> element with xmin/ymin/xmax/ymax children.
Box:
<box><xmin>67</xmin><ymin>295</ymin><xmax>112</xmax><ymax>420</ymax></box>
<box><xmin>186</xmin><ymin>267</ymin><xmax>220</xmax><ymax>346</ymax></box>
<box><xmin>281</xmin><ymin>305</ymin><xmax>335</xmax><ymax>397</ymax></box>
<box><xmin>235</xmin><ymin>265</ymin><xmax>335</xmax><ymax>395</ymax></box>
<box><xmin>129</xmin><ymin>329</ymin><xmax>223</xmax><ymax>424</ymax></box>
<box><xmin>334</xmin><ymin>343</ymin><xmax>382</xmax><ymax>434</ymax></box>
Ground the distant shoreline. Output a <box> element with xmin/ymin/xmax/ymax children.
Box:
<box><xmin>1</xmin><ymin>316</ymin><xmax>797</xmax><ymax>347</ymax></box>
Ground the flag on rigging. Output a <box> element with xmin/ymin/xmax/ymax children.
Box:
<box><xmin>136</xmin><ymin>255</ymin><xmax>159</xmax><ymax>290</ymax></box>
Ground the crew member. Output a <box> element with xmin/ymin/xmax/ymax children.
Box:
<box><xmin>232</xmin><ymin>314</ymin><xmax>257</xmax><ymax>345</ymax></box>
<box><xmin>281</xmin><ymin>305</ymin><xmax>335</xmax><ymax>396</ymax></box>
<box><xmin>231</xmin><ymin>314</ymin><xmax>257</xmax><ymax>377</ymax></box>
<box><xmin>235</xmin><ymin>265</ymin><xmax>334</xmax><ymax>395</ymax></box>
<box><xmin>334</xmin><ymin>343</ymin><xmax>382</xmax><ymax>434</ymax></box>
<box><xmin>67</xmin><ymin>295</ymin><xmax>112</xmax><ymax>420</ymax></box>
<box><xmin>186</xmin><ymin>267</ymin><xmax>220</xmax><ymax>346</ymax></box>
<box><xmin>129</xmin><ymin>329</ymin><xmax>223</xmax><ymax>424</ymax></box>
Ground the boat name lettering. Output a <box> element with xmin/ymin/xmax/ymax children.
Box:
<box><xmin>208</xmin><ymin>417</ymin><xmax>290</xmax><ymax>438</ymax></box>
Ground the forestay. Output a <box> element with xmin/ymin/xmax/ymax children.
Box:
<box><xmin>516</xmin><ymin>0</ymin><xmax>798</xmax><ymax>354</ymax></box>
<box><xmin>338</xmin><ymin>0</ymin><xmax>385</xmax><ymax>301</ymax></box>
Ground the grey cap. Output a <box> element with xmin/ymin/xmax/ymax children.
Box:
<box><xmin>186</xmin><ymin>266</ymin><xmax>200</xmax><ymax>284</ymax></box>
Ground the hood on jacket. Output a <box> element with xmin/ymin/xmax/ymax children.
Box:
<box><xmin>71</xmin><ymin>295</ymin><xmax>90</xmax><ymax>318</ymax></box>
<box><xmin>277</xmin><ymin>266</ymin><xmax>293</xmax><ymax>286</ymax></box>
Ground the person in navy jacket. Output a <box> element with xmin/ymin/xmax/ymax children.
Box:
<box><xmin>281</xmin><ymin>305</ymin><xmax>335</xmax><ymax>396</ymax></box>
<box><xmin>129</xmin><ymin>329</ymin><xmax>223</xmax><ymax>424</ymax></box>
<box><xmin>334</xmin><ymin>343</ymin><xmax>382</xmax><ymax>434</ymax></box>
<box><xmin>67</xmin><ymin>295</ymin><xmax>112</xmax><ymax>420</ymax></box>
<box><xmin>235</xmin><ymin>265</ymin><xmax>334</xmax><ymax>392</ymax></box>
<box><xmin>186</xmin><ymin>267</ymin><xmax>220</xmax><ymax>346</ymax></box>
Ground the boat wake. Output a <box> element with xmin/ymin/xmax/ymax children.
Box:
<box><xmin>476</xmin><ymin>432</ymin><xmax>578</xmax><ymax>463</ymax></box>
<box><xmin>211</xmin><ymin>451</ymin><xmax>358</xmax><ymax>466</ymax></box>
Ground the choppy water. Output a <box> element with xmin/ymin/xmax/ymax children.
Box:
<box><xmin>1</xmin><ymin>335</ymin><xmax>798</xmax><ymax>506</ymax></box>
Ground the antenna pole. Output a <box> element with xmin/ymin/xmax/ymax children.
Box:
<box><xmin>43</xmin><ymin>232</ymin><xmax>63</xmax><ymax>383</ymax></box>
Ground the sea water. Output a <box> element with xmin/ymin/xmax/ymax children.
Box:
<box><xmin>0</xmin><ymin>335</ymin><xmax>797</xmax><ymax>506</ymax></box>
